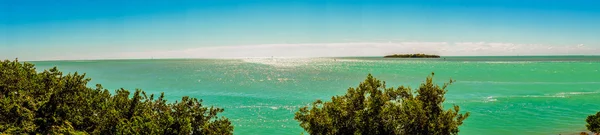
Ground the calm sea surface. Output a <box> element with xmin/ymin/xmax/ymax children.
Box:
<box><xmin>31</xmin><ymin>56</ymin><xmax>600</xmax><ymax>135</ymax></box>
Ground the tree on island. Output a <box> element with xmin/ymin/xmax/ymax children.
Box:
<box><xmin>587</xmin><ymin>111</ymin><xmax>600</xmax><ymax>135</ymax></box>
<box><xmin>0</xmin><ymin>59</ymin><xmax>233</xmax><ymax>134</ymax></box>
<box><xmin>384</xmin><ymin>54</ymin><xmax>441</xmax><ymax>58</ymax></box>
<box><xmin>295</xmin><ymin>73</ymin><xmax>469</xmax><ymax>135</ymax></box>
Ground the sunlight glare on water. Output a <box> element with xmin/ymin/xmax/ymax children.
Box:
<box><xmin>32</xmin><ymin>56</ymin><xmax>600</xmax><ymax>135</ymax></box>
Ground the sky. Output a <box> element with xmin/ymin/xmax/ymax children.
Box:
<box><xmin>1</xmin><ymin>0</ymin><xmax>599</xmax><ymax>60</ymax></box>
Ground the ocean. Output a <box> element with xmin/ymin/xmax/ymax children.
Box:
<box><xmin>31</xmin><ymin>56</ymin><xmax>600</xmax><ymax>135</ymax></box>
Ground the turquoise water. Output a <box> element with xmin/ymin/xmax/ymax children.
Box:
<box><xmin>31</xmin><ymin>56</ymin><xmax>600</xmax><ymax>135</ymax></box>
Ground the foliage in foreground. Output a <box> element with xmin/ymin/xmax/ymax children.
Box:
<box><xmin>587</xmin><ymin>111</ymin><xmax>600</xmax><ymax>134</ymax></box>
<box><xmin>295</xmin><ymin>73</ymin><xmax>470</xmax><ymax>135</ymax></box>
<box><xmin>0</xmin><ymin>59</ymin><xmax>233</xmax><ymax>134</ymax></box>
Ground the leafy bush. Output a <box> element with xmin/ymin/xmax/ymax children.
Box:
<box><xmin>587</xmin><ymin>111</ymin><xmax>600</xmax><ymax>134</ymax></box>
<box><xmin>0</xmin><ymin>59</ymin><xmax>233</xmax><ymax>134</ymax></box>
<box><xmin>295</xmin><ymin>73</ymin><xmax>469</xmax><ymax>135</ymax></box>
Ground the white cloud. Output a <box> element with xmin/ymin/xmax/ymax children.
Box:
<box><xmin>21</xmin><ymin>42</ymin><xmax>600</xmax><ymax>61</ymax></box>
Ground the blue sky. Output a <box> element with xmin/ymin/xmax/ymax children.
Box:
<box><xmin>1</xmin><ymin>0</ymin><xmax>599</xmax><ymax>60</ymax></box>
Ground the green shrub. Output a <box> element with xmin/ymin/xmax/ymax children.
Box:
<box><xmin>0</xmin><ymin>59</ymin><xmax>233</xmax><ymax>134</ymax></box>
<box><xmin>587</xmin><ymin>111</ymin><xmax>600</xmax><ymax>134</ymax></box>
<box><xmin>295</xmin><ymin>73</ymin><xmax>469</xmax><ymax>135</ymax></box>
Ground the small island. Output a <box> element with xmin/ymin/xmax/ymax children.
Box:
<box><xmin>384</xmin><ymin>54</ymin><xmax>441</xmax><ymax>58</ymax></box>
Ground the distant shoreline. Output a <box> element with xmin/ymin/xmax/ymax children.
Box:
<box><xmin>384</xmin><ymin>54</ymin><xmax>441</xmax><ymax>58</ymax></box>
<box><xmin>16</xmin><ymin>55</ymin><xmax>600</xmax><ymax>62</ymax></box>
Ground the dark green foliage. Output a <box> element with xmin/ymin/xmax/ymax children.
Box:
<box><xmin>384</xmin><ymin>54</ymin><xmax>441</xmax><ymax>58</ymax></box>
<box><xmin>0</xmin><ymin>59</ymin><xmax>233</xmax><ymax>134</ymax></box>
<box><xmin>295</xmin><ymin>73</ymin><xmax>469</xmax><ymax>135</ymax></box>
<box><xmin>587</xmin><ymin>111</ymin><xmax>600</xmax><ymax>134</ymax></box>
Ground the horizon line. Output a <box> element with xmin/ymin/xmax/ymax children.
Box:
<box><xmin>17</xmin><ymin>54</ymin><xmax>600</xmax><ymax>62</ymax></box>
